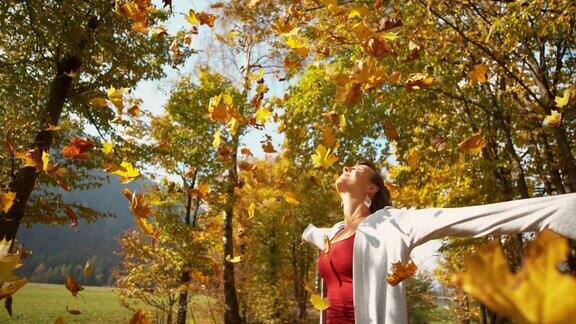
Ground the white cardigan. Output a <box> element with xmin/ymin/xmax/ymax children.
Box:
<box><xmin>301</xmin><ymin>192</ymin><xmax>576</xmax><ymax>324</ymax></box>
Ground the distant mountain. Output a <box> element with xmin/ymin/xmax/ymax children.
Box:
<box><xmin>16</xmin><ymin>173</ymin><xmax>152</xmax><ymax>286</ymax></box>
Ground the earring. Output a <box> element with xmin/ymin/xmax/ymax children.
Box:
<box><xmin>363</xmin><ymin>196</ymin><xmax>372</xmax><ymax>208</ymax></box>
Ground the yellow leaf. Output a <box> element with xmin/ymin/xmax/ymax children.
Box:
<box><xmin>83</xmin><ymin>260</ymin><xmax>93</xmax><ymax>278</ymax></box>
<box><xmin>225</xmin><ymin>255</ymin><xmax>242</xmax><ymax>263</ymax></box>
<box><xmin>339</xmin><ymin>114</ymin><xmax>346</xmax><ymax>129</ymax></box>
<box><xmin>469</xmin><ymin>64</ymin><xmax>489</xmax><ymax>84</ymax></box>
<box><xmin>542</xmin><ymin>110</ymin><xmax>562</xmax><ymax>128</ymax></box>
<box><xmin>247</xmin><ymin>201</ymin><xmax>256</xmax><ymax>219</ymax></box>
<box><xmin>311</xmin><ymin>144</ymin><xmax>338</xmax><ymax>169</ymax></box>
<box><xmin>458</xmin><ymin>132</ymin><xmax>486</xmax><ymax>154</ymax></box>
<box><xmin>111</xmin><ymin>162</ymin><xmax>140</xmax><ymax>183</ymax></box>
<box><xmin>555</xmin><ymin>89</ymin><xmax>571</xmax><ymax>109</ymax></box>
<box><xmin>0</xmin><ymin>191</ymin><xmax>16</xmax><ymax>213</ymax></box>
<box><xmin>212</xmin><ymin>129</ymin><xmax>222</xmax><ymax>149</ymax></box>
<box><xmin>136</xmin><ymin>218</ymin><xmax>155</xmax><ymax>235</ymax></box>
<box><xmin>0</xmin><ymin>239</ymin><xmax>22</xmax><ymax>282</ymax></box>
<box><xmin>309</xmin><ymin>293</ymin><xmax>330</xmax><ymax>311</ymax></box>
<box><xmin>452</xmin><ymin>229</ymin><xmax>576</xmax><ymax>324</ymax></box>
<box><xmin>185</xmin><ymin>9</ymin><xmax>199</xmax><ymax>25</ymax></box>
<box><xmin>227</xmin><ymin>118</ymin><xmax>239</xmax><ymax>136</ymax></box>
<box><xmin>90</xmin><ymin>98</ymin><xmax>108</xmax><ymax>109</ymax></box>
<box><xmin>255</xmin><ymin>108</ymin><xmax>272</xmax><ymax>124</ymax></box>
<box><xmin>284</xmin><ymin>191</ymin><xmax>300</xmax><ymax>205</ymax></box>
<box><xmin>101</xmin><ymin>142</ymin><xmax>114</xmax><ymax>155</ymax></box>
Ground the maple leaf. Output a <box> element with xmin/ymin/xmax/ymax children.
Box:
<box><xmin>284</xmin><ymin>191</ymin><xmax>300</xmax><ymax>205</ymax></box>
<box><xmin>554</xmin><ymin>88</ymin><xmax>572</xmax><ymax>109</ymax></box>
<box><xmin>0</xmin><ymin>239</ymin><xmax>22</xmax><ymax>282</ymax></box>
<box><xmin>0</xmin><ymin>191</ymin><xmax>16</xmax><ymax>213</ymax></box>
<box><xmin>225</xmin><ymin>254</ymin><xmax>242</xmax><ymax>263</ymax></box>
<box><xmin>458</xmin><ymin>132</ymin><xmax>486</xmax><ymax>154</ymax></box>
<box><xmin>469</xmin><ymin>64</ymin><xmax>489</xmax><ymax>84</ymax></box>
<box><xmin>129</xmin><ymin>308</ymin><xmax>151</xmax><ymax>324</ymax></box>
<box><xmin>89</xmin><ymin>98</ymin><xmax>108</xmax><ymax>109</ymax></box>
<box><xmin>387</xmin><ymin>259</ymin><xmax>418</xmax><ymax>285</ymax></box>
<box><xmin>62</xmin><ymin>137</ymin><xmax>95</xmax><ymax>160</ymax></box>
<box><xmin>405</xmin><ymin>73</ymin><xmax>434</xmax><ymax>91</ymax></box>
<box><xmin>311</xmin><ymin>144</ymin><xmax>338</xmax><ymax>169</ymax></box>
<box><xmin>452</xmin><ymin>229</ymin><xmax>576</xmax><ymax>323</ymax></box>
<box><xmin>188</xmin><ymin>181</ymin><xmax>209</xmax><ymax>199</ymax></box>
<box><xmin>110</xmin><ymin>161</ymin><xmax>140</xmax><ymax>183</ymax></box>
<box><xmin>542</xmin><ymin>110</ymin><xmax>562</xmax><ymax>128</ymax></box>
<box><xmin>65</xmin><ymin>274</ymin><xmax>84</xmax><ymax>297</ymax></box>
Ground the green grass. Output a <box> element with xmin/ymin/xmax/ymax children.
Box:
<box><xmin>0</xmin><ymin>283</ymin><xmax>221</xmax><ymax>323</ymax></box>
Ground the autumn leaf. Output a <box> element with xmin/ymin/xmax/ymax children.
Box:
<box><xmin>64</xmin><ymin>205</ymin><xmax>79</xmax><ymax>229</ymax></box>
<box><xmin>542</xmin><ymin>110</ymin><xmax>562</xmax><ymax>128</ymax></box>
<box><xmin>262</xmin><ymin>139</ymin><xmax>276</xmax><ymax>153</ymax></box>
<box><xmin>383</xmin><ymin>180</ymin><xmax>399</xmax><ymax>192</ymax></box>
<box><xmin>405</xmin><ymin>73</ymin><xmax>434</xmax><ymax>91</ymax></box>
<box><xmin>83</xmin><ymin>260</ymin><xmax>92</xmax><ymax>278</ymax></box>
<box><xmin>188</xmin><ymin>181</ymin><xmax>209</xmax><ymax>199</ymax></box>
<box><xmin>0</xmin><ymin>191</ymin><xmax>16</xmax><ymax>213</ymax></box>
<box><xmin>129</xmin><ymin>308</ymin><xmax>151</xmax><ymax>324</ymax></box>
<box><xmin>62</xmin><ymin>137</ymin><xmax>94</xmax><ymax>160</ymax></box>
<box><xmin>247</xmin><ymin>201</ymin><xmax>256</xmax><ymax>219</ymax></box>
<box><xmin>66</xmin><ymin>305</ymin><xmax>82</xmax><ymax>315</ymax></box>
<box><xmin>311</xmin><ymin>144</ymin><xmax>338</xmax><ymax>169</ymax></box>
<box><xmin>101</xmin><ymin>142</ymin><xmax>114</xmax><ymax>155</ymax></box>
<box><xmin>90</xmin><ymin>98</ymin><xmax>108</xmax><ymax>109</ymax></box>
<box><xmin>554</xmin><ymin>88</ymin><xmax>571</xmax><ymax>109</ymax></box>
<box><xmin>0</xmin><ymin>239</ymin><xmax>23</xmax><ymax>282</ymax></box>
<box><xmin>386</xmin><ymin>259</ymin><xmax>418</xmax><ymax>286</ymax></box>
<box><xmin>469</xmin><ymin>64</ymin><xmax>489</xmax><ymax>84</ymax></box>
<box><xmin>309</xmin><ymin>294</ymin><xmax>330</xmax><ymax>311</ymax></box>
<box><xmin>240</xmin><ymin>147</ymin><xmax>253</xmax><ymax>157</ymax></box>
<box><xmin>225</xmin><ymin>254</ymin><xmax>242</xmax><ymax>263</ymax></box>
<box><xmin>458</xmin><ymin>132</ymin><xmax>486</xmax><ymax>154</ymax></box>
<box><xmin>110</xmin><ymin>161</ymin><xmax>140</xmax><ymax>183</ymax></box>
<box><xmin>14</xmin><ymin>149</ymin><xmax>42</xmax><ymax>171</ymax></box>
<box><xmin>284</xmin><ymin>191</ymin><xmax>300</xmax><ymax>205</ymax></box>
<box><xmin>3</xmin><ymin>128</ymin><xmax>14</xmax><ymax>155</ymax></box>
<box><xmin>65</xmin><ymin>275</ymin><xmax>84</xmax><ymax>297</ymax></box>
<box><xmin>0</xmin><ymin>278</ymin><xmax>28</xmax><ymax>300</ymax></box>
<box><xmin>452</xmin><ymin>229</ymin><xmax>576</xmax><ymax>323</ymax></box>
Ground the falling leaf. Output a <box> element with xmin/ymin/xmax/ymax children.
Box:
<box><xmin>83</xmin><ymin>260</ymin><xmax>92</xmax><ymax>278</ymax></box>
<box><xmin>65</xmin><ymin>275</ymin><xmax>84</xmax><ymax>297</ymax></box>
<box><xmin>240</xmin><ymin>147</ymin><xmax>253</xmax><ymax>157</ymax></box>
<box><xmin>184</xmin><ymin>166</ymin><xmax>197</xmax><ymax>179</ymax></box>
<box><xmin>407</xmin><ymin>148</ymin><xmax>420</xmax><ymax>167</ymax></box>
<box><xmin>212</xmin><ymin>129</ymin><xmax>222</xmax><ymax>150</ymax></box>
<box><xmin>90</xmin><ymin>98</ymin><xmax>108</xmax><ymax>109</ymax></box>
<box><xmin>384</xmin><ymin>124</ymin><xmax>398</xmax><ymax>141</ymax></box>
<box><xmin>262</xmin><ymin>140</ymin><xmax>276</xmax><ymax>153</ymax></box>
<box><xmin>225</xmin><ymin>254</ymin><xmax>242</xmax><ymax>263</ymax></box>
<box><xmin>452</xmin><ymin>229</ymin><xmax>576</xmax><ymax>323</ymax></box>
<box><xmin>14</xmin><ymin>149</ymin><xmax>42</xmax><ymax>171</ymax></box>
<box><xmin>554</xmin><ymin>88</ymin><xmax>571</xmax><ymax>109</ymax></box>
<box><xmin>309</xmin><ymin>294</ymin><xmax>330</xmax><ymax>311</ymax></box>
<box><xmin>101</xmin><ymin>142</ymin><xmax>114</xmax><ymax>155</ymax></box>
<box><xmin>129</xmin><ymin>308</ymin><xmax>150</xmax><ymax>324</ymax></box>
<box><xmin>386</xmin><ymin>259</ymin><xmax>418</xmax><ymax>286</ymax></box>
<box><xmin>542</xmin><ymin>110</ymin><xmax>562</xmax><ymax>128</ymax></box>
<box><xmin>311</xmin><ymin>144</ymin><xmax>338</xmax><ymax>169</ymax></box>
<box><xmin>64</xmin><ymin>205</ymin><xmax>79</xmax><ymax>229</ymax></box>
<box><xmin>188</xmin><ymin>181</ymin><xmax>209</xmax><ymax>199</ymax></box>
<box><xmin>0</xmin><ymin>278</ymin><xmax>28</xmax><ymax>300</ymax></box>
<box><xmin>62</xmin><ymin>137</ymin><xmax>94</xmax><ymax>160</ymax></box>
<box><xmin>4</xmin><ymin>296</ymin><xmax>12</xmax><ymax>317</ymax></box>
<box><xmin>322</xmin><ymin>111</ymin><xmax>339</xmax><ymax>125</ymax></box>
<box><xmin>197</xmin><ymin>12</ymin><xmax>217</xmax><ymax>27</ymax></box>
<box><xmin>247</xmin><ymin>201</ymin><xmax>256</xmax><ymax>219</ymax></box>
<box><xmin>458</xmin><ymin>132</ymin><xmax>486</xmax><ymax>154</ymax></box>
<box><xmin>255</xmin><ymin>108</ymin><xmax>272</xmax><ymax>124</ymax></box>
<box><xmin>405</xmin><ymin>73</ymin><xmax>434</xmax><ymax>91</ymax></box>
<box><xmin>0</xmin><ymin>239</ymin><xmax>22</xmax><ymax>282</ymax></box>
<box><xmin>469</xmin><ymin>64</ymin><xmax>489</xmax><ymax>84</ymax></box>
<box><xmin>136</xmin><ymin>218</ymin><xmax>155</xmax><ymax>235</ymax></box>
<box><xmin>110</xmin><ymin>162</ymin><xmax>140</xmax><ymax>183</ymax></box>
<box><xmin>284</xmin><ymin>191</ymin><xmax>300</xmax><ymax>205</ymax></box>
<box><xmin>383</xmin><ymin>180</ymin><xmax>399</xmax><ymax>192</ymax></box>
<box><xmin>66</xmin><ymin>305</ymin><xmax>82</xmax><ymax>315</ymax></box>
<box><xmin>0</xmin><ymin>191</ymin><xmax>16</xmax><ymax>213</ymax></box>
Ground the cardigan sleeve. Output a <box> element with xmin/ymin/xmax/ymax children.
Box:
<box><xmin>394</xmin><ymin>192</ymin><xmax>576</xmax><ymax>249</ymax></box>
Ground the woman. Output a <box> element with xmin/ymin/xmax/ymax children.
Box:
<box><xmin>301</xmin><ymin>160</ymin><xmax>576</xmax><ymax>324</ymax></box>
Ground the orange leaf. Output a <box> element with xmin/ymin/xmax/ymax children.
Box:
<box><xmin>386</xmin><ymin>259</ymin><xmax>418</xmax><ymax>286</ymax></box>
<box><xmin>65</xmin><ymin>275</ymin><xmax>84</xmax><ymax>297</ymax></box>
<box><xmin>62</xmin><ymin>137</ymin><xmax>94</xmax><ymax>160</ymax></box>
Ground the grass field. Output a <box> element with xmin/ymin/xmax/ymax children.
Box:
<box><xmin>0</xmin><ymin>283</ymin><xmax>222</xmax><ymax>323</ymax></box>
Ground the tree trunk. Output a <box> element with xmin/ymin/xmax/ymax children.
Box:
<box><xmin>0</xmin><ymin>53</ymin><xmax>81</xmax><ymax>241</ymax></box>
<box><xmin>223</xmin><ymin>131</ymin><xmax>242</xmax><ymax>324</ymax></box>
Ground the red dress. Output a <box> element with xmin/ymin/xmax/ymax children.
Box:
<box><xmin>317</xmin><ymin>232</ymin><xmax>356</xmax><ymax>323</ymax></box>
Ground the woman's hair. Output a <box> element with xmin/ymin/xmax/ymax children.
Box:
<box><xmin>356</xmin><ymin>160</ymin><xmax>393</xmax><ymax>213</ymax></box>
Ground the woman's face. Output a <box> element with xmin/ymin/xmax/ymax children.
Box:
<box><xmin>335</xmin><ymin>164</ymin><xmax>376</xmax><ymax>196</ymax></box>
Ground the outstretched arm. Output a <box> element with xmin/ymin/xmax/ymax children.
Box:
<box><xmin>393</xmin><ymin>192</ymin><xmax>576</xmax><ymax>249</ymax></box>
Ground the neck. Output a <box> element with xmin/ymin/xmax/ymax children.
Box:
<box><xmin>340</xmin><ymin>193</ymin><xmax>370</xmax><ymax>224</ymax></box>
